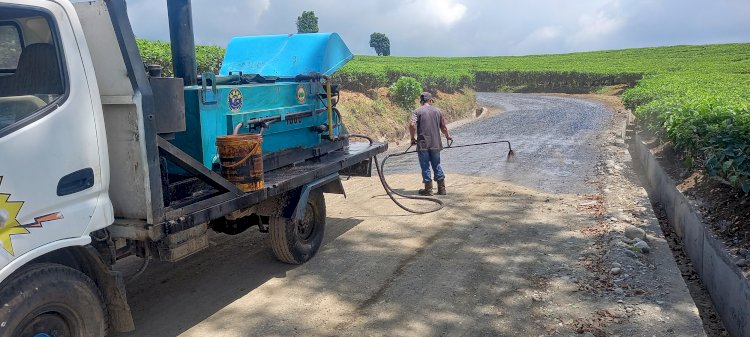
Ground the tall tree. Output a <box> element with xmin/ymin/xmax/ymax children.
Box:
<box><xmin>296</xmin><ymin>11</ymin><xmax>319</xmax><ymax>33</ymax></box>
<box><xmin>369</xmin><ymin>32</ymin><xmax>390</xmax><ymax>56</ymax></box>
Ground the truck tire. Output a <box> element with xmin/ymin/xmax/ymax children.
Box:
<box><xmin>0</xmin><ymin>263</ymin><xmax>107</xmax><ymax>337</ymax></box>
<box><xmin>269</xmin><ymin>190</ymin><xmax>326</xmax><ymax>264</ymax></box>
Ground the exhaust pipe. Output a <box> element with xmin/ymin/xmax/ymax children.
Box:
<box><xmin>167</xmin><ymin>0</ymin><xmax>197</xmax><ymax>86</ymax></box>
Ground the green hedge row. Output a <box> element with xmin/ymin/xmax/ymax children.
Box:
<box><xmin>623</xmin><ymin>72</ymin><xmax>750</xmax><ymax>193</ymax></box>
<box><xmin>136</xmin><ymin>38</ymin><xmax>224</xmax><ymax>76</ymax></box>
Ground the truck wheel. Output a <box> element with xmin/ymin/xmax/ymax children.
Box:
<box><xmin>269</xmin><ymin>190</ymin><xmax>326</xmax><ymax>264</ymax></box>
<box><xmin>0</xmin><ymin>263</ymin><xmax>107</xmax><ymax>337</ymax></box>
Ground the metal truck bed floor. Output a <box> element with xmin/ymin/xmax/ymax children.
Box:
<box><xmin>263</xmin><ymin>141</ymin><xmax>383</xmax><ymax>196</ymax></box>
<box><xmin>162</xmin><ymin>141</ymin><xmax>387</xmax><ymax>230</ymax></box>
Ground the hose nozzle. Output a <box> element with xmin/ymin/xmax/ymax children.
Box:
<box><xmin>506</xmin><ymin>149</ymin><xmax>516</xmax><ymax>162</ymax></box>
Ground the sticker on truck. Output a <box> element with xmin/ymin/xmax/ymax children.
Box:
<box><xmin>296</xmin><ymin>84</ymin><xmax>306</xmax><ymax>104</ymax></box>
<box><xmin>228</xmin><ymin>88</ymin><xmax>243</xmax><ymax>112</ymax></box>
<box><xmin>0</xmin><ymin>177</ymin><xmax>63</xmax><ymax>255</ymax></box>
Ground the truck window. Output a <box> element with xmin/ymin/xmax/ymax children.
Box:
<box><xmin>0</xmin><ymin>7</ymin><xmax>65</xmax><ymax>137</ymax></box>
<box><xmin>0</xmin><ymin>24</ymin><xmax>22</xmax><ymax>70</ymax></box>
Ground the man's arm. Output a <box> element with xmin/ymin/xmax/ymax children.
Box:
<box><xmin>439</xmin><ymin>114</ymin><xmax>452</xmax><ymax>141</ymax></box>
<box><xmin>409</xmin><ymin>111</ymin><xmax>418</xmax><ymax>144</ymax></box>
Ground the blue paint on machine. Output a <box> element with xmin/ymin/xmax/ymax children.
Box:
<box><xmin>170</xmin><ymin>33</ymin><xmax>353</xmax><ymax>170</ymax></box>
<box><xmin>220</xmin><ymin>33</ymin><xmax>353</xmax><ymax>77</ymax></box>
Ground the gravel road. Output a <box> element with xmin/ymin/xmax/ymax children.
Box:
<box><xmin>113</xmin><ymin>93</ymin><xmax>705</xmax><ymax>337</ymax></box>
<box><xmin>387</xmin><ymin>93</ymin><xmax>609</xmax><ymax>194</ymax></box>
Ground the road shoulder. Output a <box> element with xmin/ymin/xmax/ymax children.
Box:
<box><xmin>566</xmin><ymin>94</ymin><xmax>707</xmax><ymax>336</ymax></box>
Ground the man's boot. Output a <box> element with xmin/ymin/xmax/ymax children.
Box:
<box><xmin>436</xmin><ymin>179</ymin><xmax>446</xmax><ymax>195</ymax></box>
<box><xmin>418</xmin><ymin>181</ymin><xmax>433</xmax><ymax>196</ymax></box>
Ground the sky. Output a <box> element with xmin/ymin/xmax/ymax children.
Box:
<box><xmin>120</xmin><ymin>0</ymin><xmax>750</xmax><ymax>57</ymax></box>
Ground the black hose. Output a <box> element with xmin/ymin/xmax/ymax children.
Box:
<box><xmin>346</xmin><ymin>134</ymin><xmax>515</xmax><ymax>215</ymax></box>
<box><xmin>126</xmin><ymin>248</ymin><xmax>150</xmax><ymax>283</ymax></box>
<box><xmin>347</xmin><ymin>134</ymin><xmax>445</xmax><ymax>214</ymax></box>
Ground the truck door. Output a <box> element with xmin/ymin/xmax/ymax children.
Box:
<box><xmin>0</xmin><ymin>1</ymin><xmax>108</xmax><ymax>262</ymax></box>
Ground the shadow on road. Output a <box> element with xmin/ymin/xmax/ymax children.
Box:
<box><xmin>113</xmin><ymin>217</ymin><xmax>362</xmax><ymax>337</ymax></box>
<box><xmin>144</xmin><ymin>178</ymin><xmax>600</xmax><ymax>336</ymax></box>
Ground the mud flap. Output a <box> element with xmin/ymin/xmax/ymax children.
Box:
<box><xmin>340</xmin><ymin>158</ymin><xmax>372</xmax><ymax>177</ymax></box>
<box><xmin>82</xmin><ymin>246</ymin><xmax>135</xmax><ymax>332</ymax></box>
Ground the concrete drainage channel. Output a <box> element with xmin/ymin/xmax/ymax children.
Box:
<box><xmin>629</xmin><ymin>121</ymin><xmax>750</xmax><ymax>337</ymax></box>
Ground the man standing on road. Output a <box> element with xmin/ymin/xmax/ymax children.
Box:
<box><xmin>409</xmin><ymin>92</ymin><xmax>452</xmax><ymax>196</ymax></box>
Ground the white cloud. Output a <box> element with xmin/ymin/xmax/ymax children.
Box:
<box><xmin>531</xmin><ymin>26</ymin><xmax>560</xmax><ymax>40</ymax></box>
<box><xmin>429</xmin><ymin>0</ymin><xmax>468</xmax><ymax>27</ymax></box>
<box><xmin>192</xmin><ymin>0</ymin><xmax>271</xmax><ymax>44</ymax></box>
<box><xmin>256</xmin><ymin>0</ymin><xmax>271</xmax><ymax>12</ymax></box>
<box><xmin>509</xmin><ymin>26</ymin><xmax>563</xmax><ymax>55</ymax></box>
<box><xmin>393</xmin><ymin>0</ymin><xmax>467</xmax><ymax>30</ymax></box>
<box><xmin>569</xmin><ymin>1</ymin><xmax>625</xmax><ymax>46</ymax></box>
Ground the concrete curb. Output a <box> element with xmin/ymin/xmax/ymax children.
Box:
<box><xmin>631</xmin><ymin>128</ymin><xmax>750</xmax><ymax>337</ymax></box>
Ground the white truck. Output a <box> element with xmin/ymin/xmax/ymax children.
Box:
<box><xmin>0</xmin><ymin>0</ymin><xmax>384</xmax><ymax>335</ymax></box>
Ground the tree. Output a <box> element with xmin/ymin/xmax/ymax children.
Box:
<box><xmin>369</xmin><ymin>32</ymin><xmax>390</xmax><ymax>56</ymax></box>
<box><xmin>296</xmin><ymin>11</ymin><xmax>319</xmax><ymax>34</ymax></box>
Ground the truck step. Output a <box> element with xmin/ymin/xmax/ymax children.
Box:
<box><xmin>155</xmin><ymin>223</ymin><xmax>209</xmax><ymax>262</ymax></box>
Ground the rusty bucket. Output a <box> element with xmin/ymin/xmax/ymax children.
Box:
<box><xmin>216</xmin><ymin>133</ymin><xmax>264</xmax><ymax>192</ymax></box>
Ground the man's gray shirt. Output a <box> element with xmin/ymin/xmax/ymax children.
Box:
<box><xmin>411</xmin><ymin>104</ymin><xmax>446</xmax><ymax>150</ymax></box>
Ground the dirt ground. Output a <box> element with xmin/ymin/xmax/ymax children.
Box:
<box><xmin>113</xmin><ymin>93</ymin><xmax>706</xmax><ymax>337</ymax></box>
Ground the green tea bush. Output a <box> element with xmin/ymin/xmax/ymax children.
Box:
<box><xmin>389</xmin><ymin>77</ymin><xmax>423</xmax><ymax>111</ymax></box>
<box><xmin>625</xmin><ymin>72</ymin><xmax>750</xmax><ymax>193</ymax></box>
<box><xmin>136</xmin><ymin>38</ymin><xmax>225</xmax><ymax>76</ymax></box>
<box><xmin>334</xmin><ymin>70</ymin><xmax>387</xmax><ymax>92</ymax></box>
<box><xmin>703</xmin><ymin>111</ymin><xmax>750</xmax><ymax>193</ymax></box>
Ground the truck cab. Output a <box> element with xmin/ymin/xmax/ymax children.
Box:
<box><xmin>0</xmin><ymin>1</ymin><xmax>112</xmax><ymax>268</ymax></box>
<box><xmin>0</xmin><ymin>0</ymin><xmax>385</xmax><ymax>335</ymax></box>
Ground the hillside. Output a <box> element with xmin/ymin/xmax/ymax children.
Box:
<box><xmin>337</xmin><ymin>43</ymin><xmax>750</xmax><ymax>92</ymax></box>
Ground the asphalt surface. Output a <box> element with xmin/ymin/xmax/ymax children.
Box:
<box><xmin>387</xmin><ymin>93</ymin><xmax>610</xmax><ymax>194</ymax></box>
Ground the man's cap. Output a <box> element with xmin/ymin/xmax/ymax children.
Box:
<box><xmin>420</xmin><ymin>92</ymin><xmax>433</xmax><ymax>101</ymax></box>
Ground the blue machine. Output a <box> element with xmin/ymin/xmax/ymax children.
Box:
<box><xmin>171</xmin><ymin>33</ymin><xmax>353</xmax><ymax>170</ymax></box>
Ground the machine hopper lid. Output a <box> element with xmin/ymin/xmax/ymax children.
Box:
<box><xmin>219</xmin><ymin>32</ymin><xmax>353</xmax><ymax>78</ymax></box>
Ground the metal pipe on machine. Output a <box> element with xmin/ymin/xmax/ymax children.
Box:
<box><xmin>167</xmin><ymin>0</ymin><xmax>197</xmax><ymax>86</ymax></box>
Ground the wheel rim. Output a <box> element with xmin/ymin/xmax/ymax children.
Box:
<box><xmin>17</xmin><ymin>306</ymin><xmax>77</xmax><ymax>337</ymax></box>
<box><xmin>296</xmin><ymin>201</ymin><xmax>317</xmax><ymax>242</ymax></box>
